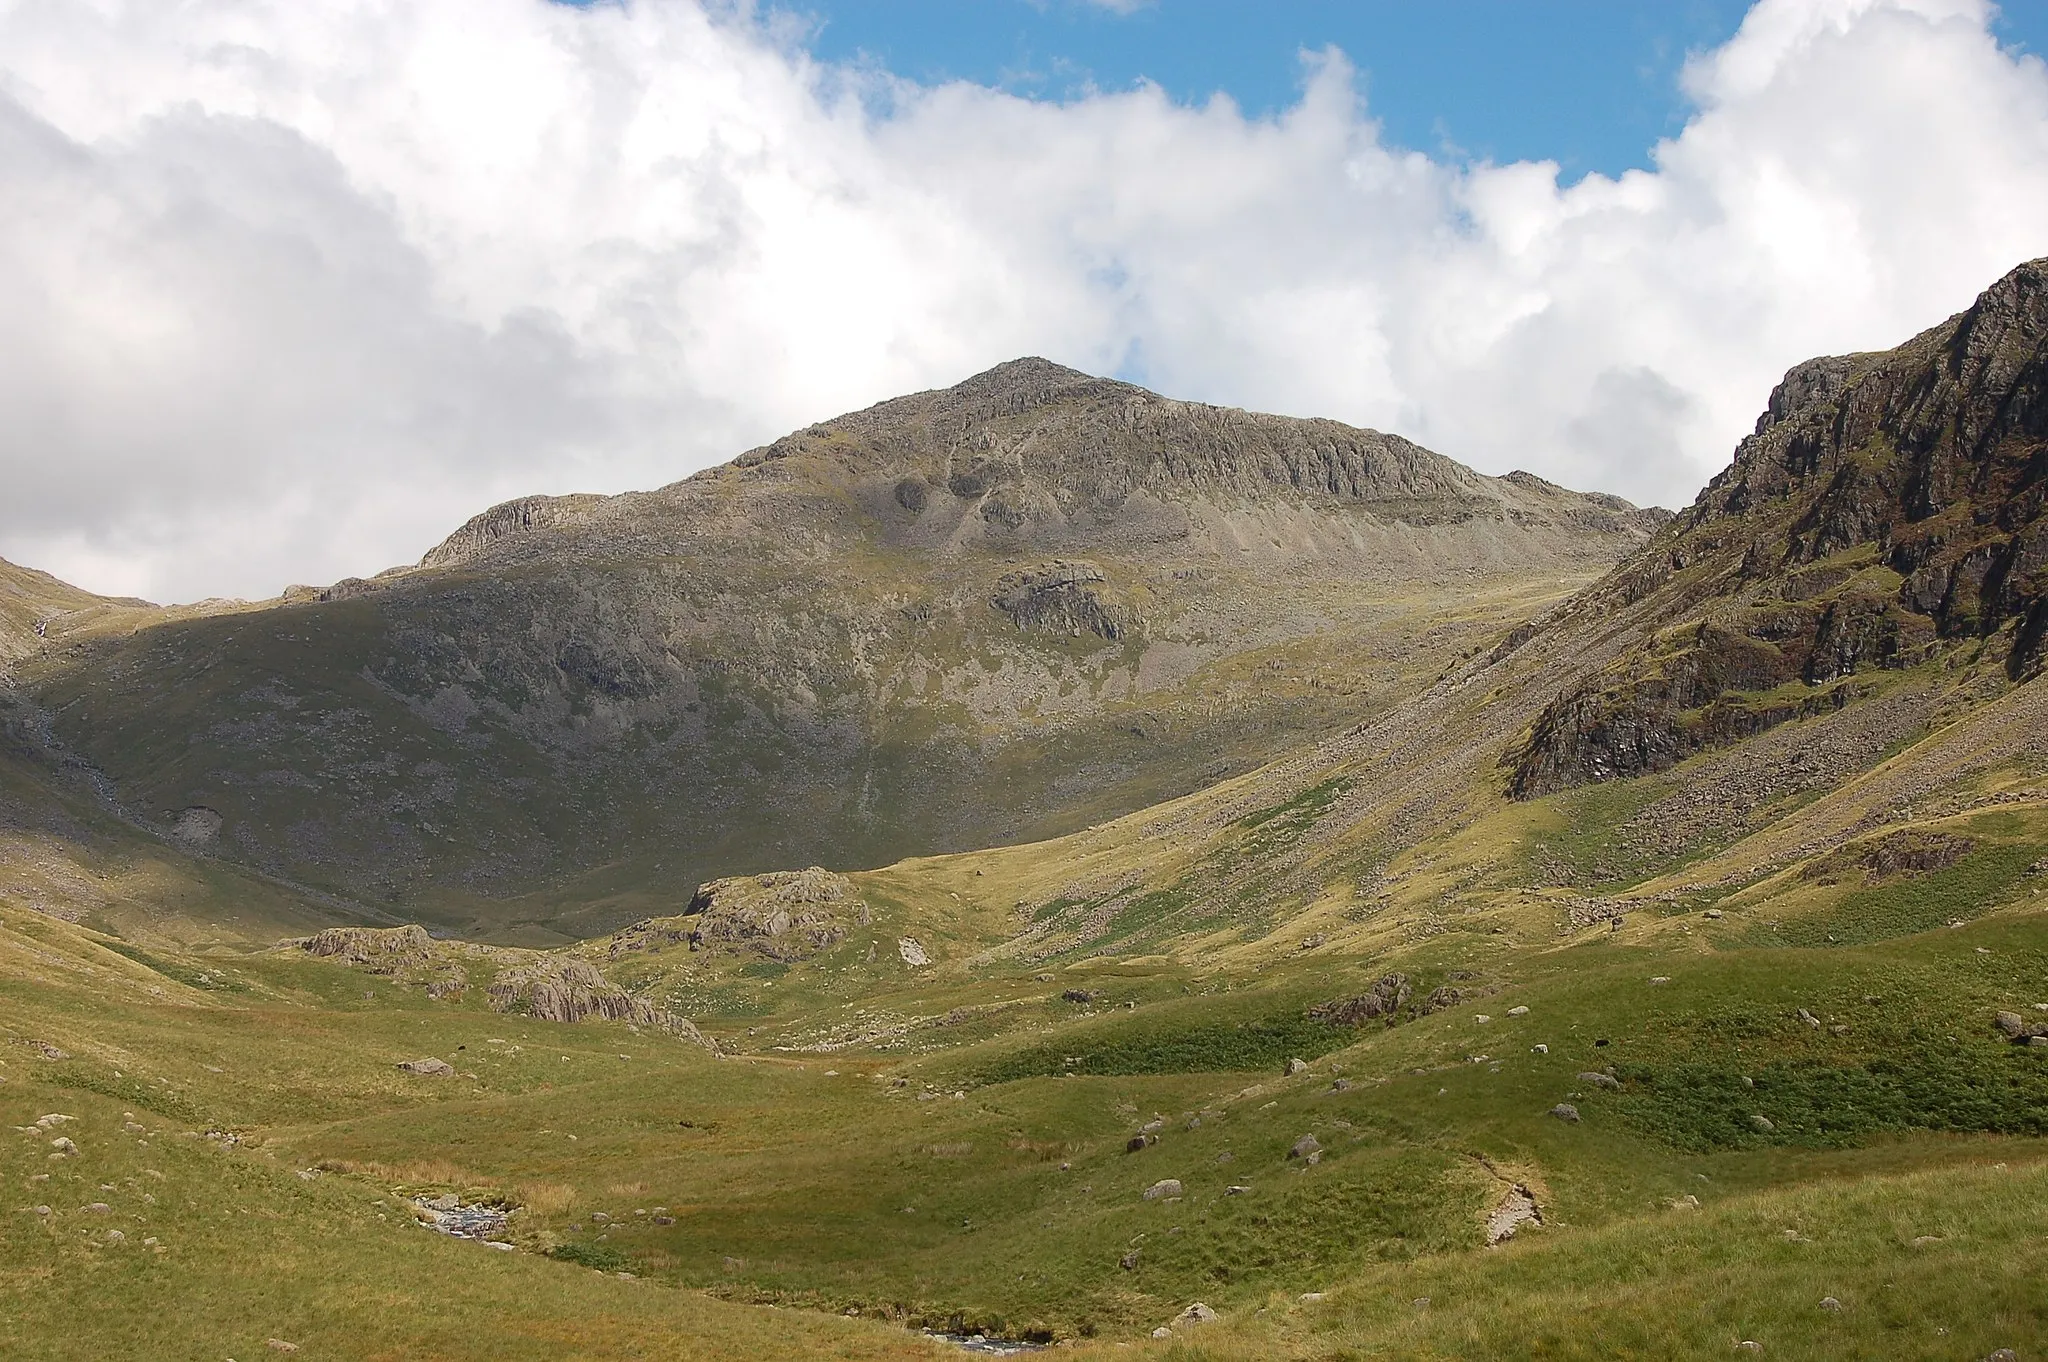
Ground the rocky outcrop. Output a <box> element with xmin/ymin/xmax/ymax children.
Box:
<box><xmin>679</xmin><ymin>867</ymin><xmax>865</xmax><ymax>961</ymax></box>
<box><xmin>485</xmin><ymin>956</ymin><xmax>709</xmax><ymax>1046</ymax></box>
<box><xmin>1308</xmin><ymin>973</ymin><xmax>1412</xmax><ymax>1026</ymax></box>
<box><xmin>304</xmin><ymin>925</ymin><xmax>437</xmax><ymax>973</ymax></box>
<box><xmin>990</xmin><ymin>562</ymin><xmax>1130</xmax><ymax>641</ymax></box>
<box><xmin>418</xmin><ymin>494</ymin><xmax>606</xmax><ymax>570</ymax></box>
<box><xmin>1511</xmin><ymin>259</ymin><xmax>2048</xmax><ymax>798</ymax></box>
<box><xmin>295</xmin><ymin>924</ymin><xmax>710</xmax><ymax>1047</ymax></box>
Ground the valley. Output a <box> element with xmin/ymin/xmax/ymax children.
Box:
<box><xmin>7</xmin><ymin>261</ymin><xmax>2048</xmax><ymax>1359</ymax></box>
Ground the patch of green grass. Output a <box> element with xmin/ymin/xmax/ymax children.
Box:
<box><xmin>1740</xmin><ymin>841</ymin><xmax>2043</xmax><ymax>948</ymax></box>
<box><xmin>973</xmin><ymin>1009</ymin><xmax>1349</xmax><ymax>1083</ymax></box>
<box><xmin>97</xmin><ymin>939</ymin><xmax>250</xmax><ymax>992</ymax></box>
<box><xmin>1613</xmin><ymin>1051</ymin><xmax>2048</xmax><ymax>1152</ymax></box>
<box><xmin>549</xmin><ymin>1241</ymin><xmax>633</xmax><ymax>1272</ymax></box>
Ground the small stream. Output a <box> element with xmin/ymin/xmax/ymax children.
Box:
<box><xmin>920</xmin><ymin>1331</ymin><xmax>1045</xmax><ymax>1355</ymax></box>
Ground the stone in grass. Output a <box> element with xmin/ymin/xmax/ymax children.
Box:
<box><xmin>1142</xmin><ymin>1179</ymin><xmax>1183</xmax><ymax>1201</ymax></box>
<box><xmin>1549</xmin><ymin>1104</ymin><xmax>1580</xmax><ymax>1123</ymax></box>
<box><xmin>1984</xmin><ymin>1350</ymin><xmax>2018</xmax><ymax>1362</ymax></box>
<box><xmin>397</xmin><ymin>1057</ymin><xmax>454</xmax><ymax>1077</ymax></box>
<box><xmin>1750</xmin><ymin>1114</ymin><xmax>1776</xmax><ymax>1133</ymax></box>
<box><xmin>1119</xmin><ymin>1249</ymin><xmax>1141</xmax><ymax>1271</ymax></box>
<box><xmin>1285</xmin><ymin>1057</ymin><xmax>1308</xmax><ymax>1076</ymax></box>
<box><xmin>1819</xmin><ymin>1297</ymin><xmax>1842</xmax><ymax>1312</ymax></box>
<box><xmin>1736</xmin><ymin>1343</ymin><xmax>1763</xmax><ymax>1354</ymax></box>
<box><xmin>1577</xmin><ymin>1072</ymin><xmax>1620</xmax><ymax>1090</ymax></box>
<box><xmin>1168</xmin><ymin>1303</ymin><xmax>1219</xmax><ymax>1330</ymax></box>
<box><xmin>1507</xmin><ymin>1006</ymin><xmax>1530</xmax><ymax>1017</ymax></box>
<box><xmin>1288</xmin><ymin>1134</ymin><xmax>1322</xmax><ymax>1160</ymax></box>
<box><xmin>266</xmin><ymin>1343</ymin><xmax>300</xmax><ymax>1355</ymax></box>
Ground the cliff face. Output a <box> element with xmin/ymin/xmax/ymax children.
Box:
<box><xmin>1510</xmin><ymin>259</ymin><xmax>2048</xmax><ymax>798</ymax></box>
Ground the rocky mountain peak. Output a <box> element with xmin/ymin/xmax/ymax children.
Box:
<box><xmin>1510</xmin><ymin>257</ymin><xmax>2048</xmax><ymax>798</ymax></box>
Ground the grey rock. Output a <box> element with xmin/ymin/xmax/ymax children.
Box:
<box><xmin>1577</xmin><ymin>1071</ymin><xmax>1620</xmax><ymax>1090</ymax></box>
<box><xmin>1119</xmin><ymin>1249</ymin><xmax>1141</xmax><ymax>1271</ymax></box>
<box><xmin>1142</xmin><ymin>1179</ymin><xmax>1183</xmax><ymax>1201</ymax></box>
<box><xmin>1285</xmin><ymin>1057</ymin><xmax>1309</xmax><ymax>1076</ymax></box>
<box><xmin>1819</xmin><ymin>1297</ymin><xmax>1842</xmax><ymax>1312</ymax></box>
<box><xmin>397</xmin><ymin>1057</ymin><xmax>455</xmax><ymax>1077</ymax></box>
<box><xmin>1750</xmin><ymin>1114</ymin><xmax>1776</xmax><ymax>1132</ymax></box>
<box><xmin>1549</xmin><ymin>1104</ymin><xmax>1581</xmax><ymax>1123</ymax></box>
<box><xmin>1168</xmin><ymin>1303</ymin><xmax>1219</xmax><ymax>1330</ymax></box>
<box><xmin>1308</xmin><ymin>974</ymin><xmax>1412</xmax><ymax>1027</ymax></box>
<box><xmin>1288</xmin><ymin>1134</ymin><xmax>1322</xmax><ymax>1160</ymax></box>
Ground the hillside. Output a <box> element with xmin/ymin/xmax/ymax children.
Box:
<box><xmin>7</xmin><ymin>265</ymin><xmax>2048</xmax><ymax>1360</ymax></box>
<box><xmin>9</xmin><ymin>361</ymin><xmax>1659</xmax><ymax>941</ymax></box>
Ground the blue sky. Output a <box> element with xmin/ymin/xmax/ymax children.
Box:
<box><xmin>788</xmin><ymin>0</ymin><xmax>2048</xmax><ymax>179</ymax></box>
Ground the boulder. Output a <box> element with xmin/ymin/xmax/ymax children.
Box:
<box><xmin>1577</xmin><ymin>1071</ymin><xmax>1620</xmax><ymax>1090</ymax></box>
<box><xmin>1142</xmin><ymin>1179</ymin><xmax>1183</xmax><ymax>1201</ymax></box>
<box><xmin>898</xmin><ymin>937</ymin><xmax>931</xmax><ymax>968</ymax></box>
<box><xmin>1285</xmin><ymin>1057</ymin><xmax>1308</xmax><ymax>1076</ymax></box>
<box><xmin>1549</xmin><ymin>1104</ymin><xmax>1580</xmax><ymax>1123</ymax></box>
<box><xmin>1288</xmin><ymin>1134</ymin><xmax>1322</xmax><ymax>1160</ymax></box>
<box><xmin>1168</xmin><ymin>1303</ymin><xmax>1219</xmax><ymax>1330</ymax></box>
<box><xmin>397</xmin><ymin>1057</ymin><xmax>454</xmax><ymax>1077</ymax></box>
<box><xmin>1119</xmin><ymin>1249</ymin><xmax>1141</xmax><ymax>1271</ymax></box>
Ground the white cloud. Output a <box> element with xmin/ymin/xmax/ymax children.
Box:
<box><xmin>0</xmin><ymin>0</ymin><xmax>2044</xmax><ymax>602</ymax></box>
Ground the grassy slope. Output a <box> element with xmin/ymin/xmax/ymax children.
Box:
<box><xmin>8</xmin><ymin>792</ymin><xmax>2048</xmax><ymax>1355</ymax></box>
<box><xmin>4</xmin><ymin>567</ymin><xmax>2048</xmax><ymax>1356</ymax></box>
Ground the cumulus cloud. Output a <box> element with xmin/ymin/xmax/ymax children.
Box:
<box><xmin>0</xmin><ymin>0</ymin><xmax>2044</xmax><ymax>602</ymax></box>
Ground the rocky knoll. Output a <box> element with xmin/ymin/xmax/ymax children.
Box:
<box><xmin>16</xmin><ymin>360</ymin><xmax>1659</xmax><ymax>938</ymax></box>
<box><xmin>294</xmin><ymin>925</ymin><xmax>711</xmax><ymax>1045</ymax></box>
<box><xmin>1509</xmin><ymin>259</ymin><xmax>2048</xmax><ymax>797</ymax></box>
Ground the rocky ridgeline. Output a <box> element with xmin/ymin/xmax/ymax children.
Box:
<box><xmin>1510</xmin><ymin>258</ymin><xmax>2048</xmax><ymax>798</ymax></box>
<box><xmin>295</xmin><ymin>926</ymin><xmax>711</xmax><ymax>1047</ymax></box>
<box><xmin>420</xmin><ymin>357</ymin><xmax>1665</xmax><ymax>574</ymax></box>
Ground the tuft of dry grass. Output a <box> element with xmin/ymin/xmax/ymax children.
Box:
<box><xmin>318</xmin><ymin>1157</ymin><xmax>484</xmax><ymax>1189</ymax></box>
<box><xmin>517</xmin><ymin>1181</ymin><xmax>578</xmax><ymax>1214</ymax></box>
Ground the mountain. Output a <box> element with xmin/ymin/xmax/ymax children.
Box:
<box><xmin>7</xmin><ymin>360</ymin><xmax>1659</xmax><ymax>940</ymax></box>
<box><xmin>7</xmin><ymin>266</ymin><xmax>2048</xmax><ymax>1360</ymax></box>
